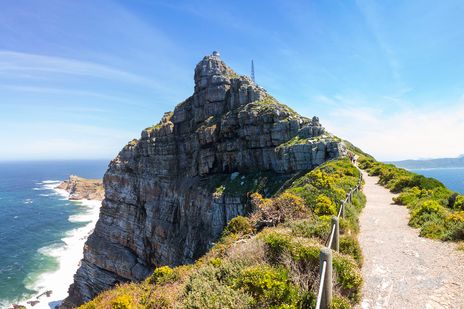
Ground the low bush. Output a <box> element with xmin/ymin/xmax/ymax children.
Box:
<box><xmin>234</xmin><ymin>264</ymin><xmax>300</xmax><ymax>308</ymax></box>
<box><xmin>339</xmin><ymin>235</ymin><xmax>363</xmax><ymax>266</ymax></box>
<box><xmin>183</xmin><ymin>264</ymin><xmax>252</xmax><ymax>309</ymax></box>
<box><xmin>332</xmin><ymin>254</ymin><xmax>363</xmax><ymax>303</ymax></box>
<box><xmin>287</xmin><ymin>159</ymin><xmax>360</xmax><ymax>215</ymax></box>
<box><xmin>419</xmin><ymin>220</ymin><xmax>447</xmax><ymax>239</ymax></box>
<box><xmin>251</xmin><ymin>192</ymin><xmax>309</xmax><ymax>228</ymax></box>
<box><xmin>148</xmin><ymin>266</ymin><xmax>176</xmax><ymax>285</ymax></box>
<box><xmin>260</xmin><ymin>230</ymin><xmax>363</xmax><ymax>305</ymax></box>
<box><xmin>111</xmin><ymin>294</ymin><xmax>133</xmax><ymax>309</ymax></box>
<box><xmin>409</xmin><ymin>200</ymin><xmax>446</xmax><ymax>228</ymax></box>
<box><xmin>289</xmin><ymin>218</ymin><xmax>330</xmax><ymax>241</ymax></box>
<box><xmin>453</xmin><ymin>195</ymin><xmax>464</xmax><ymax>210</ymax></box>
<box><xmin>223</xmin><ymin>216</ymin><xmax>254</xmax><ymax>236</ymax></box>
<box><xmin>314</xmin><ymin>194</ymin><xmax>337</xmax><ymax>216</ymax></box>
<box><xmin>330</xmin><ymin>296</ymin><xmax>351</xmax><ymax>309</ymax></box>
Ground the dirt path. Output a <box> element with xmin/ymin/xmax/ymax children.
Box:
<box><xmin>357</xmin><ymin>170</ymin><xmax>464</xmax><ymax>309</ymax></box>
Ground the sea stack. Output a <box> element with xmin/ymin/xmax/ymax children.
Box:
<box><xmin>62</xmin><ymin>52</ymin><xmax>344</xmax><ymax>307</ymax></box>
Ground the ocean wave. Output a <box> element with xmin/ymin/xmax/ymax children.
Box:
<box><xmin>8</xmin><ymin>189</ymin><xmax>102</xmax><ymax>308</ymax></box>
<box><xmin>40</xmin><ymin>180</ymin><xmax>61</xmax><ymax>184</ymax></box>
<box><xmin>39</xmin><ymin>193</ymin><xmax>57</xmax><ymax>197</ymax></box>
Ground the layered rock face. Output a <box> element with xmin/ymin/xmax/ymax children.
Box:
<box><xmin>63</xmin><ymin>53</ymin><xmax>344</xmax><ymax>307</ymax></box>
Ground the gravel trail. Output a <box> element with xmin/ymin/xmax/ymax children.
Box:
<box><xmin>357</xmin><ymin>170</ymin><xmax>464</xmax><ymax>309</ymax></box>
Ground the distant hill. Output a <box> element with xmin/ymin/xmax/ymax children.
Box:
<box><xmin>389</xmin><ymin>155</ymin><xmax>464</xmax><ymax>169</ymax></box>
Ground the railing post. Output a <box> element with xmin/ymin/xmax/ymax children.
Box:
<box><xmin>319</xmin><ymin>248</ymin><xmax>333</xmax><ymax>309</ymax></box>
<box><xmin>340</xmin><ymin>200</ymin><xmax>344</xmax><ymax>218</ymax></box>
<box><xmin>330</xmin><ymin>216</ymin><xmax>339</xmax><ymax>251</ymax></box>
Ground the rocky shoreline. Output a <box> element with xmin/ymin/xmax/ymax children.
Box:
<box><xmin>8</xmin><ymin>176</ymin><xmax>103</xmax><ymax>309</ymax></box>
<box><xmin>57</xmin><ymin>176</ymin><xmax>104</xmax><ymax>201</ymax></box>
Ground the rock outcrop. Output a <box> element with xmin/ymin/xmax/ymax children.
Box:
<box><xmin>62</xmin><ymin>53</ymin><xmax>344</xmax><ymax>307</ymax></box>
<box><xmin>57</xmin><ymin>176</ymin><xmax>104</xmax><ymax>201</ymax></box>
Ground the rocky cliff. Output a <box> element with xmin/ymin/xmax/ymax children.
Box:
<box><xmin>57</xmin><ymin>176</ymin><xmax>104</xmax><ymax>201</ymax></box>
<box><xmin>63</xmin><ymin>53</ymin><xmax>344</xmax><ymax>307</ymax></box>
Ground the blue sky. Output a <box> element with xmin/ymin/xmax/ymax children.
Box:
<box><xmin>1</xmin><ymin>0</ymin><xmax>463</xmax><ymax>161</ymax></box>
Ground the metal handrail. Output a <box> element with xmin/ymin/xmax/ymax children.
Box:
<box><xmin>326</xmin><ymin>224</ymin><xmax>336</xmax><ymax>248</ymax></box>
<box><xmin>315</xmin><ymin>260</ymin><xmax>327</xmax><ymax>309</ymax></box>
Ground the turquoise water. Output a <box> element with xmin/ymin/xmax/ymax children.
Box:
<box><xmin>410</xmin><ymin>168</ymin><xmax>464</xmax><ymax>194</ymax></box>
<box><xmin>0</xmin><ymin>160</ymin><xmax>108</xmax><ymax>307</ymax></box>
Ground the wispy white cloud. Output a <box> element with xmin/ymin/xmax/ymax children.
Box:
<box><xmin>0</xmin><ymin>84</ymin><xmax>146</xmax><ymax>107</ymax></box>
<box><xmin>321</xmin><ymin>95</ymin><xmax>464</xmax><ymax>160</ymax></box>
<box><xmin>0</xmin><ymin>50</ymin><xmax>162</xmax><ymax>88</ymax></box>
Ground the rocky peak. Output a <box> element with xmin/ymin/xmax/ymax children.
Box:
<box><xmin>62</xmin><ymin>53</ymin><xmax>344</xmax><ymax>308</ymax></box>
<box><xmin>185</xmin><ymin>51</ymin><xmax>267</xmax><ymax>123</ymax></box>
<box><xmin>194</xmin><ymin>52</ymin><xmax>237</xmax><ymax>91</ymax></box>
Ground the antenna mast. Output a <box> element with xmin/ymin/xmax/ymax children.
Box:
<box><xmin>251</xmin><ymin>60</ymin><xmax>255</xmax><ymax>83</ymax></box>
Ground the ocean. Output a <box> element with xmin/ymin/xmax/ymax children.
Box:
<box><xmin>0</xmin><ymin>160</ymin><xmax>108</xmax><ymax>309</ymax></box>
<box><xmin>410</xmin><ymin>167</ymin><xmax>464</xmax><ymax>194</ymax></box>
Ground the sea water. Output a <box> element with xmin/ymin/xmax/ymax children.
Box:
<box><xmin>410</xmin><ymin>167</ymin><xmax>464</xmax><ymax>194</ymax></box>
<box><xmin>0</xmin><ymin>160</ymin><xmax>108</xmax><ymax>308</ymax></box>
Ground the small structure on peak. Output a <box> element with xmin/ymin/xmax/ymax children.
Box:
<box><xmin>212</xmin><ymin>50</ymin><xmax>220</xmax><ymax>57</ymax></box>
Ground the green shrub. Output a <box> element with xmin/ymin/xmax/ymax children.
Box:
<box><xmin>80</xmin><ymin>303</ymin><xmax>96</xmax><ymax>309</ymax></box>
<box><xmin>111</xmin><ymin>295</ymin><xmax>132</xmax><ymax>309</ymax></box>
<box><xmin>148</xmin><ymin>266</ymin><xmax>176</xmax><ymax>285</ymax></box>
<box><xmin>287</xmin><ymin>158</ymin><xmax>360</xmax><ymax>212</ymax></box>
<box><xmin>393</xmin><ymin>187</ymin><xmax>423</xmax><ymax>205</ymax></box>
<box><xmin>419</xmin><ymin>220</ymin><xmax>447</xmax><ymax>239</ymax></box>
<box><xmin>223</xmin><ymin>216</ymin><xmax>254</xmax><ymax>236</ymax></box>
<box><xmin>183</xmin><ymin>265</ymin><xmax>252</xmax><ymax>309</ymax></box>
<box><xmin>410</xmin><ymin>175</ymin><xmax>445</xmax><ymax>190</ymax></box>
<box><xmin>330</xmin><ymin>296</ymin><xmax>351</xmax><ymax>309</ymax></box>
<box><xmin>314</xmin><ymin>194</ymin><xmax>337</xmax><ymax>216</ymax></box>
<box><xmin>454</xmin><ymin>195</ymin><xmax>464</xmax><ymax>210</ymax></box>
<box><xmin>290</xmin><ymin>218</ymin><xmax>330</xmax><ymax>241</ymax></box>
<box><xmin>332</xmin><ymin>255</ymin><xmax>363</xmax><ymax>303</ymax></box>
<box><xmin>339</xmin><ymin>235</ymin><xmax>363</xmax><ymax>266</ymax></box>
<box><xmin>390</xmin><ymin>175</ymin><xmax>414</xmax><ymax>193</ymax></box>
<box><xmin>234</xmin><ymin>265</ymin><xmax>299</xmax><ymax>308</ymax></box>
<box><xmin>261</xmin><ymin>230</ymin><xmax>362</xmax><ymax>303</ymax></box>
<box><xmin>409</xmin><ymin>200</ymin><xmax>446</xmax><ymax>228</ymax></box>
<box><xmin>251</xmin><ymin>192</ymin><xmax>309</xmax><ymax>227</ymax></box>
<box><xmin>260</xmin><ymin>231</ymin><xmax>292</xmax><ymax>263</ymax></box>
<box><xmin>443</xmin><ymin>212</ymin><xmax>464</xmax><ymax>240</ymax></box>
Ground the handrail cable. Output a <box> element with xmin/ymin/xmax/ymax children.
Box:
<box><xmin>315</xmin><ymin>260</ymin><xmax>327</xmax><ymax>309</ymax></box>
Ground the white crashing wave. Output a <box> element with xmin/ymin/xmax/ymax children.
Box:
<box><xmin>9</xmin><ymin>181</ymin><xmax>101</xmax><ymax>309</ymax></box>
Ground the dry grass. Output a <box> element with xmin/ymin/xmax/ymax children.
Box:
<box><xmin>457</xmin><ymin>241</ymin><xmax>464</xmax><ymax>251</ymax></box>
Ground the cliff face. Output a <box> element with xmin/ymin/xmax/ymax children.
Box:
<box><xmin>57</xmin><ymin>176</ymin><xmax>104</xmax><ymax>200</ymax></box>
<box><xmin>64</xmin><ymin>53</ymin><xmax>344</xmax><ymax>306</ymax></box>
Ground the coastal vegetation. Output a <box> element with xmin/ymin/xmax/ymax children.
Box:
<box><xmin>358</xmin><ymin>157</ymin><xmax>464</xmax><ymax>241</ymax></box>
<box><xmin>79</xmin><ymin>158</ymin><xmax>365</xmax><ymax>309</ymax></box>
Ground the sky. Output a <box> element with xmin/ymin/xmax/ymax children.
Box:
<box><xmin>0</xmin><ymin>0</ymin><xmax>463</xmax><ymax>161</ymax></box>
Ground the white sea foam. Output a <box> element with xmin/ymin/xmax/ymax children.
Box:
<box><xmin>39</xmin><ymin>193</ymin><xmax>57</xmax><ymax>197</ymax></box>
<box><xmin>41</xmin><ymin>180</ymin><xmax>61</xmax><ymax>184</ymax></box>
<box><xmin>10</xmin><ymin>181</ymin><xmax>101</xmax><ymax>309</ymax></box>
